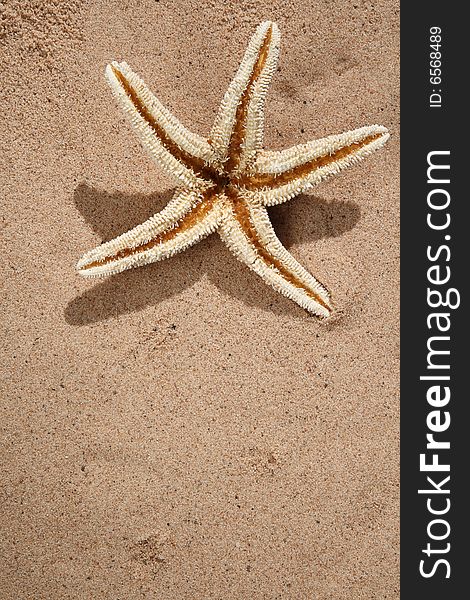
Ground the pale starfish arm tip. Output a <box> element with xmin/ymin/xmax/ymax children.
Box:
<box><xmin>210</xmin><ymin>20</ymin><xmax>281</xmax><ymax>170</ymax></box>
<box><xmin>250</xmin><ymin>123</ymin><xmax>390</xmax><ymax>206</ymax></box>
<box><xmin>104</xmin><ymin>61</ymin><xmax>215</xmax><ymax>189</ymax></box>
<box><xmin>218</xmin><ymin>195</ymin><xmax>333</xmax><ymax>317</ymax></box>
<box><xmin>76</xmin><ymin>189</ymin><xmax>222</xmax><ymax>278</ymax></box>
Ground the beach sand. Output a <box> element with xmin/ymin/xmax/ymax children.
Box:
<box><xmin>1</xmin><ymin>1</ymin><xmax>399</xmax><ymax>598</ymax></box>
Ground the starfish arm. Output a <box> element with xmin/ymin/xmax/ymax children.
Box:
<box><xmin>210</xmin><ymin>21</ymin><xmax>280</xmax><ymax>172</ymax></box>
<box><xmin>77</xmin><ymin>187</ymin><xmax>222</xmax><ymax>278</ymax></box>
<box><xmin>105</xmin><ymin>62</ymin><xmax>217</xmax><ymax>189</ymax></box>
<box><xmin>218</xmin><ymin>191</ymin><xmax>332</xmax><ymax>316</ymax></box>
<box><xmin>239</xmin><ymin>124</ymin><xmax>389</xmax><ymax>205</ymax></box>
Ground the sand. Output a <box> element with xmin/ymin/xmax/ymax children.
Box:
<box><xmin>0</xmin><ymin>1</ymin><xmax>399</xmax><ymax>598</ymax></box>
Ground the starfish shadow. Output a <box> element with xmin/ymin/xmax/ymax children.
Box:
<box><xmin>65</xmin><ymin>183</ymin><xmax>360</xmax><ymax>325</ymax></box>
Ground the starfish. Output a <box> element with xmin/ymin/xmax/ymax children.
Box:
<box><xmin>76</xmin><ymin>21</ymin><xmax>389</xmax><ymax>317</ymax></box>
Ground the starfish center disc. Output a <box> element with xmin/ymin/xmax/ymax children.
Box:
<box><xmin>212</xmin><ymin>173</ymin><xmax>231</xmax><ymax>188</ymax></box>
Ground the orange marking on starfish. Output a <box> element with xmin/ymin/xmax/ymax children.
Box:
<box><xmin>227</xmin><ymin>188</ymin><xmax>331</xmax><ymax>310</ymax></box>
<box><xmin>111</xmin><ymin>66</ymin><xmax>217</xmax><ymax>182</ymax></box>
<box><xmin>236</xmin><ymin>132</ymin><xmax>384</xmax><ymax>189</ymax></box>
<box><xmin>225</xmin><ymin>25</ymin><xmax>273</xmax><ymax>173</ymax></box>
<box><xmin>81</xmin><ymin>188</ymin><xmax>219</xmax><ymax>270</ymax></box>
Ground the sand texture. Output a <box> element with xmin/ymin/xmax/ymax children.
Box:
<box><xmin>1</xmin><ymin>1</ymin><xmax>399</xmax><ymax>598</ymax></box>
